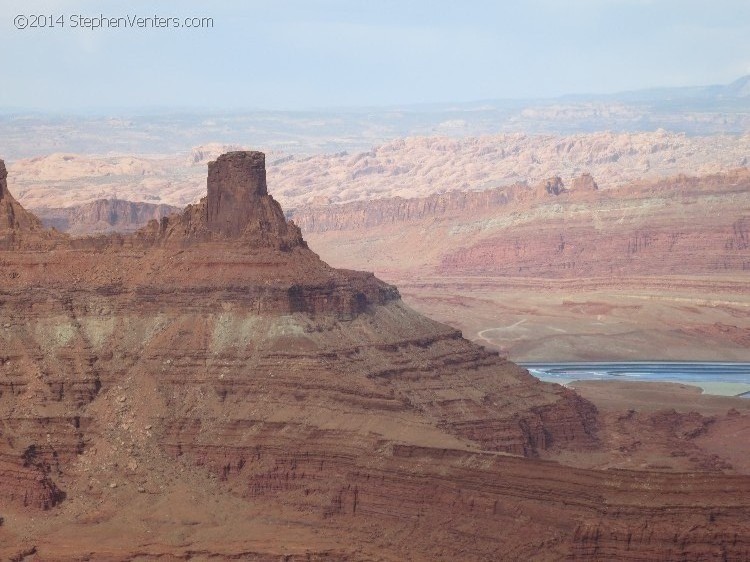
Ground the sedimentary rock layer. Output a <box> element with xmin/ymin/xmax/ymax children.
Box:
<box><xmin>288</xmin><ymin>168</ymin><xmax>750</xmax><ymax>360</ymax></box>
<box><xmin>292</xmin><ymin>169</ymin><xmax>750</xmax><ymax>277</ymax></box>
<box><xmin>1</xmin><ymin>152</ymin><xmax>748</xmax><ymax>560</ymax></box>
<box><xmin>34</xmin><ymin>199</ymin><xmax>179</xmax><ymax>235</ymax></box>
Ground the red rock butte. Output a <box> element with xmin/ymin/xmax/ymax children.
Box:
<box><xmin>206</xmin><ymin>151</ymin><xmax>268</xmax><ymax>235</ymax></box>
<box><xmin>209</xmin><ymin>150</ymin><xmax>267</xmax><ymax>202</ymax></box>
<box><xmin>144</xmin><ymin>151</ymin><xmax>304</xmax><ymax>249</ymax></box>
<box><xmin>0</xmin><ymin>152</ymin><xmax>749</xmax><ymax>560</ymax></box>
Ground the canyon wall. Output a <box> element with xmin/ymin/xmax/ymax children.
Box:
<box><xmin>289</xmin><ymin>168</ymin><xmax>750</xmax><ymax>360</ymax></box>
<box><xmin>2</xmin><ymin>153</ymin><xmax>749</xmax><ymax>559</ymax></box>
<box><xmin>34</xmin><ymin>199</ymin><xmax>179</xmax><ymax>235</ymax></box>
<box><xmin>293</xmin><ymin>169</ymin><xmax>750</xmax><ymax>277</ymax></box>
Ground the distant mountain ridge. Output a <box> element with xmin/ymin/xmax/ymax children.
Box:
<box><xmin>553</xmin><ymin>75</ymin><xmax>750</xmax><ymax>105</ymax></box>
<box><xmin>2</xmin><ymin>76</ymin><xmax>749</xmax><ymax>160</ymax></box>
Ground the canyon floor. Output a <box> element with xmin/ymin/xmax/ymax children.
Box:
<box><xmin>380</xmin><ymin>274</ymin><xmax>750</xmax><ymax>363</ymax></box>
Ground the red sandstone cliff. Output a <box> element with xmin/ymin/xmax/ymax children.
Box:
<box><xmin>291</xmin><ymin>169</ymin><xmax>750</xmax><ymax>278</ymax></box>
<box><xmin>34</xmin><ymin>199</ymin><xmax>180</xmax><ymax>235</ymax></box>
<box><xmin>291</xmin><ymin>183</ymin><xmax>521</xmax><ymax>232</ymax></box>
<box><xmin>0</xmin><ymin>159</ymin><xmax>57</xmax><ymax>249</ymax></box>
<box><xmin>0</xmin><ymin>153</ymin><xmax>748</xmax><ymax>560</ymax></box>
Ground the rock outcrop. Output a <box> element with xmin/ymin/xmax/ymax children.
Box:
<box><xmin>34</xmin><ymin>199</ymin><xmax>180</xmax><ymax>235</ymax></box>
<box><xmin>291</xmin><ymin>185</ymin><xmax>522</xmax><ymax>233</ymax></box>
<box><xmin>0</xmin><ymin>159</ymin><xmax>48</xmax><ymax>248</ymax></box>
<box><xmin>540</xmin><ymin>175</ymin><xmax>567</xmax><ymax>196</ymax></box>
<box><xmin>145</xmin><ymin>152</ymin><xmax>305</xmax><ymax>249</ymax></box>
<box><xmin>572</xmin><ymin>172</ymin><xmax>599</xmax><ymax>191</ymax></box>
<box><xmin>1</xmin><ymin>152</ymin><xmax>749</xmax><ymax>560</ymax></box>
<box><xmin>9</xmin><ymin>132</ymin><xmax>750</xmax><ymax>211</ymax></box>
<box><xmin>206</xmin><ymin>151</ymin><xmax>268</xmax><ymax>230</ymax></box>
<box><xmin>437</xmin><ymin>170</ymin><xmax>750</xmax><ymax>278</ymax></box>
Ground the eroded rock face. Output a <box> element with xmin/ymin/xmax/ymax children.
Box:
<box><xmin>0</xmin><ymin>158</ymin><xmax>52</xmax><ymax>248</ymax></box>
<box><xmin>0</xmin><ymin>152</ymin><xmax>748</xmax><ymax>560</ymax></box>
<box><xmin>0</xmin><ymin>158</ymin><xmax>6</xmax><ymax>198</ymax></box>
<box><xmin>293</xmin><ymin>168</ymin><xmax>750</xmax><ymax>279</ymax></box>
<box><xmin>572</xmin><ymin>172</ymin><xmax>599</xmax><ymax>191</ymax></box>
<box><xmin>541</xmin><ymin>175</ymin><xmax>567</xmax><ymax>196</ymax></box>
<box><xmin>34</xmin><ymin>199</ymin><xmax>180</xmax><ymax>235</ymax></box>
<box><xmin>206</xmin><ymin>151</ymin><xmax>268</xmax><ymax>232</ymax></box>
<box><xmin>0</xmin><ymin>150</ymin><xmax>594</xmax><ymax>487</ymax></box>
<box><xmin>148</xmin><ymin>151</ymin><xmax>305</xmax><ymax>249</ymax></box>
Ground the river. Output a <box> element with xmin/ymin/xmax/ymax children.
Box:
<box><xmin>521</xmin><ymin>361</ymin><xmax>750</xmax><ymax>397</ymax></box>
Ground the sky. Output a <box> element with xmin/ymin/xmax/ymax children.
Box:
<box><xmin>1</xmin><ymin>0</ymin><xmax>749</xmax><ymax>111</ymax></box>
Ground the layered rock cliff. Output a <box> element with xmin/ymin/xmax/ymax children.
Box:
<box><xmin>437</xmin><ymin>170</ymin><xmax>750</xmax><ymax>278</ymax></box>
<box><xmin>0</xmin><ymin>159</ymin><xmax>54</xmax><ymax>249</ymax></box>
<box><xmin>292</xmin><ymin>169</ymin><xmax>750</xmax><ymax>277</ymax></box>
<box><xmin>289</xmin><ymin>167</ymin><xmax>750</xmax><ymax>361</ymax></box>
<box><xmin>291</xmin><ymin>184</ymin><xmax>520</xmax><ymax>233</ymax></box>
<box><xmin>1</xmin><ymin>152</ymin><xmax>748</xmax><ymax>560</ymax></box>
<box><xmin>34</xmin><ymin>199</ymin><xmax>180</xmax><ymax>235</ymax></box>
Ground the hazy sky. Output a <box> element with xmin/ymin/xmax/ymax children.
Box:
<box><xmin>1</xmin><ymin>0</ymin><xmax>749</xmax><ymax>111</ymax></box>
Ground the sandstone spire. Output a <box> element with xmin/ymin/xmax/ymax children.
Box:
<box><xmin>0</xmin><ymin>158</ymin><xmax>7</xmax><ymax>199</ymax></box>
<box><xmin>205</xmin><ymin>151</ymin><xmax>268</xmax><ymax>236</ymax></box>
<box><xmin>152</xmin><ymin>151</ymin><xmax>305</xmax><ymax>249</ymax></box>
<box><xmin>0</xmin><ymin>158</ymin><xmax>46</xmax><ymax>245</ymax></box>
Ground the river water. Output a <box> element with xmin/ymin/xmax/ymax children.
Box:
<box><xmin>521</xmin><ymin>362</ymin><xmax>750</xmax><ymax>398</ymax></box>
